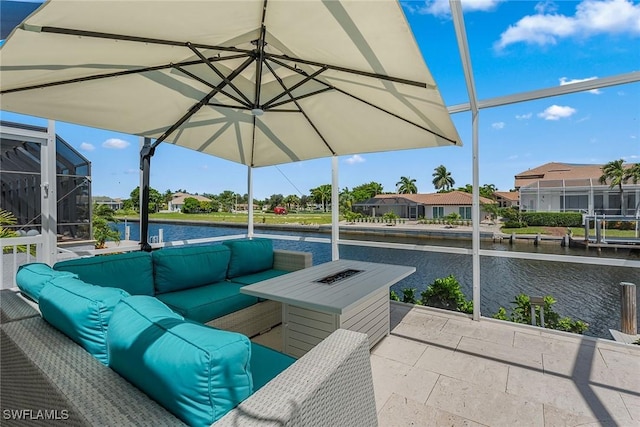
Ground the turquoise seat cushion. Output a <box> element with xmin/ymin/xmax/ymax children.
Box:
<box><xmin>250</xmin><ymin>342</ymin><xmax>295</xmax><ymax>391</ymax></box>
<box><xmin>228</xmin><ymin>268</ymin><xmax>289</xmax><ymax>285</ymax></box>
<box><xmin>108</xmin><ymin>296</ymin><xmax>253</xmax><ymax>427</ymax></box>
<box><xmin>16</xmin><ymin>262</ymin><xmax>76</xmax><ymax>302</ymax></box>
<box><xmin>53</xmin><ymin>252</ymin><xmax>154</xmax><ymax>296</ymax></box>
<box><xmin>38</xmin><ymin>275</ymin><xmax>130</xmax><ymax>365</ymax></box>
<box><xmin>152</xmin><ymin>245</ymin><xmax>231</xmax><ymax>294</ymax></box>
<box><xmin>155</xmin><ymin>282</ymin><xmax>258</xmax><ymax>323</ymax></box>
<box><xmin>223</xmin><ymin>239</ymin><xmax>274</xmax><ymax>279</ymax></box>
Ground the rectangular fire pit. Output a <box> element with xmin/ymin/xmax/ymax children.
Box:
<box><xmin>315</xmin><ymin>269</ymin><xmax>363</xmax><ymax>285</ymax></box>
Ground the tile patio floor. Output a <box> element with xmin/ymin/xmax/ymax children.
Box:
<box><xmin>253</xmin><ymin>302</ymin><xmax>640</xmax><ymax>427</ymax></box>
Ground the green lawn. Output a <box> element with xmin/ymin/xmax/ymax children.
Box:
<box><xmin>117</xmin><ymin>211</ymin><xmax>336</xmax><ymax>225</ymax></box>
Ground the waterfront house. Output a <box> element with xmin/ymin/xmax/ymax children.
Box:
<box><xmin>354</xmin><ymin>191</ymin><xmax>496</xmax><ymax>220</ymax></box>
<box><xmin>167</xmin><ymin>192</ymin><xmax>212</xmax><ymax>213</ymax></box>
<box><xmin>515</xmin><ymin>162</ymin><xmax>640</xmax><ymax>215</ymax></box>
<box><xmin>93</xmin><ymin>196</ymin><xmax>123</xmax><ymax>211</ymax></box>
<box><xmin>494</xmin><ymin>191</ymin><xmax>520</xmax><ymax>209</ymax></box>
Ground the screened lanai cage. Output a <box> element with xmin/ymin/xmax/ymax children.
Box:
<box><xmin>0</xmin><ymin>121</ymin><xmax>92</xmax><ymax>241</ymax></box>
<box><xmin>0</xmin><ymin>0</ymin><xmax>639</xmax><ymax>338</ymax></box>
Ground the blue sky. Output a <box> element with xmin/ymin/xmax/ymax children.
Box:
<box><xmin>1</xmin><ymin>0</ymin><xmax>639</xmax><ymax>200</ymax></box>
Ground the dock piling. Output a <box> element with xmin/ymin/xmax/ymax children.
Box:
<box><xmin>620</xmin><ymin>282</ymin><xmax>637</xmax><ymax>335</ymax></box>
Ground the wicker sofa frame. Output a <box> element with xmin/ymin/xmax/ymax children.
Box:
<box><xmin>0</xmin><ymin>289</ymin><xmax>378</xmax><ymax>426</ymax></box>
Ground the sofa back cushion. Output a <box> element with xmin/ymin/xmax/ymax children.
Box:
<box><xmin>223</xmin><ymin>239</ymin><xmax>274</xmax><ymax>279</ymax></box>
<box><xmin>39</xmin><ymin>275</ymin><xmax>130</xmax><ymax>365</ymax></box>
<box><xmin>152</xmin><ymin>245</ymin><xmax>230</xmax><ymax>294</ymax></box>
<box><xmin>108</xmin><ymin>296</ymin><xmax>253</xmax><ymax>426</ymax></box>
<box><xmin>53</xmin><ymin>252</ymin><xmax>154</xmax><ymax>296</ymax></box>
<box><xmin>16</xmin><ymin>263</ymin><xmax>76</xmax><ymax>302</ymax></box>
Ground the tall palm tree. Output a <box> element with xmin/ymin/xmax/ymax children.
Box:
<box><xmin>599</xmin><ymin>159</ymin><xmax>628</xmax><ymax>215</ymax></box>
<box><xmin>310</xmin><ymin>184</ymin><xmax>332</xmax><ymax>212</ymax></box>
<box><xmin>432</xmin><ymin>165</ymin><xmax>455</xmax><ymax>192</ymax></box>
<box><xmin>396</xmin><ymin>176</ymin><xmax>418</xmax><ymax>194</ymax></box>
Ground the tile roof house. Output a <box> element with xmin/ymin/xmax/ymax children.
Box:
<box><xmin>515</xmin><ymin>162</ymin><xmax>639</xmax><ymax>215</ymax></box>
<box><xmin>168</xmin><ymin>192</ymin><xmax>212</xmax><ymax>212</ymax></box>
<box><xmin>493</xmin><ymin>191</ymin><xmax>519</xmax><ymax>209</ymax></box>
<box><xmin>354</xmin><ymin>191</ymin><xmax>495</xmax><ymax>220</ymax></box>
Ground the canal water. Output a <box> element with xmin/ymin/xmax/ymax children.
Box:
<box><xmin>116</xmin><ymin>222</ymin><xmax>640</xmax><ymax>340</ymax></box>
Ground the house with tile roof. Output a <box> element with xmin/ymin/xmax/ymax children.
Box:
<box><xmin>493</xmin><ymin>191</ymin><xmax>519</xmax><ymax>209</ymax></box>
<box><xmin>515</xmin><ymin>162</ymin><xmax>640</xmax><ymax>215</ymax></box>
<box><xmin>353</xmin><ymin>191</ymin><xmax>496</xmax><ymax>220</ymax></box>
<box><xmin>168</xmin><ymin>192</ymin><xmax>212</xmax><ymax>213</ymax></box>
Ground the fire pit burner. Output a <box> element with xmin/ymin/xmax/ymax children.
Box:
<box><xmin>315</xmin><ymin>269</ymin><xmax>364</xmax><ymax>285</ymax></box>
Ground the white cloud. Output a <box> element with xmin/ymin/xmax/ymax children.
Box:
<box><xmin>538</xmin><ymin>105</ymin><xmax>577</xmax><ymax>120</ymax></box>
<box><xmin>507</xmin><ymin>154</ymin><xmax>519</xmax><ymax>160</ymax></box>
<box><xmin>535</xmin><ymin>1</ymin><xmax>559</xmax><ymax>14</ymax></box>
<box><xmin>124</xmin><ymin>169</ymin><xmax>137</xmax><ymax>175</ymax></box>
<box><xmin>345</xmin><ymin>154</ymin><xmax>365</xmax><ymax>165</ymax></box>
<box><xmin>492</xmin><ymin>122</ymin><xmax>506</xmax><ymax>130</ymax></box>
<box><xmin>410</xmin><ymin>0</ymin><xmax>503</xmax><ymax>17</ymax></box>
<box><xmin>102</xmin><ymin>138</ymin><xmax>130</xmax><ymax>149</ymax></box>
<box><xmin>79</xmin><ymin>142</ymin><xmax>95</xmax><ymax>152</ymax></box>
<box><xmin>559</xmin><ymin>76</ymin><xmax>602</xmax><ymax>94</ymax></box>
<box><xmin>516</xmin><ymin>113</ymin><xmax>533</xmax><ymax>120</ymax></box>
<box><xmin>496</xmin><ymin>0</ymin><xmax>640</xmax><ymax>49</ymax></box>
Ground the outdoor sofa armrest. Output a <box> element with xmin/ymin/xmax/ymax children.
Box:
<box><xmin>272</xmin><ymin>249</ymin><xmax>312</xmax><ymax>272</ymax></box>
<box><xmin>214</xmin><ymin>328</ymin><xmax>378</xmax><ymax>427</ymax></box>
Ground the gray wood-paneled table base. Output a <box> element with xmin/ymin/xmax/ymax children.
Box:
<box><xmin>241</xmin><ymin>260</ymin><xmax>416</xmax><ymax>358</ymax></box>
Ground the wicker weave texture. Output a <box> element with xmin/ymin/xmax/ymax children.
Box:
<box><xmin>272</xmin><ymin>250</ymin><xmax>312</xmax><ymax>272</ymax></box>
<box><xmin>216</xmin><ymin>329</ymin><xmax>378</xmax><ymax>427</ymax></box>
<box><xmin>0</xmin><ymin>289</ymin><xmax>39</xmax><ymax>324</ymax></box>
<box><xmin>0</xmin><ymin>318</ymin><xmax>185</xmax><ymax>426</ymax></box>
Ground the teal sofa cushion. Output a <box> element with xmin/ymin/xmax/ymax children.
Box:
<box><xmin>228</xmin><ymin>269</ymin><xmax>289</xmax><ymax>285</ymax></box>
<box><xmin>250</xmin><ymin>342</ymin><xmax>296</xmax><ymax>391</ymax></box>
<box><xmin>152</xmin><ymin>245</ymin><xmax>231</xmax><ymax>294</ymax></box>
<box><xmin>16</xmin><ymin>263</ymin><xmax>76</xmax><ymax>302</ymax></box>
<box><xmin>39</xmin><ymin>275</ymin><xmax>130</xmax><ymax>365</ymax></box>
<box><xmin>53</xmin><ymin>252</ymin><xmax>154</xmax><ymax>296</ymax></box>
<box><xmin>156</xmin><ymin>282</ymin><xmax>259</xmax><ymax>323</ymax></box>
<box><xmin>108</xmin><ymin>296</ymin><xmax>253</xmax><ymax>427</ymax></box>
<box><xmin>223</xmin><ymin>239</ymin><xmax>274</xmax><ymax>279</ymax></box>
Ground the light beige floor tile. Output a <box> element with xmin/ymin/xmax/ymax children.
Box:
<box><xmin>506</xmin><ymin>365</ymin><xmax>632</xmax><ymax>421</ymax></box>
<box><xmin>391</xmin><ymin>322</ymin><xmax>462</xmax><ymax>350</ymax></box>
<box><xmin>371</xmin><ymin>334</ymin><xmax>427</xmax><ymax>366</ymax></box>
<box><xmin>513</xmin><ymin>330</ymin><xmax>594</xmax><ymax>357</ymax></box>
<box><xmin>543</xmin><ymin>404</ymin><xmax>624</xmax><ymax>427</ymax></box>
<box><xmin>396</xmin><ymin>308</ymin><xmax>449</xmax><ymax>330</ymax></box>
<box><xmin>598</xmin><ymin>347</ymin><xmax>640</xmax><ymax>372</ymax></box>
<box><xmin>370</xmin><ymin>354</ymin><xmax>440</xmax><ymax>407</ymax></box>
<box><xmin>414</xmin><ymin>345</ymin><xmax>510</xmax><ymax>391</ymax></box>
<box><xmin>378</xmin><ymin>393</ymin><xmax>486</xmax><ymax>427</ymax></box>
<box><xmin>441</xmin><ymin>317</ymin><xmax>516</xmax><ymax>346</ymax></box>
<box><xmin>427</xmin><ymin>375</ymin><xmax>544</xmax><ymax>426</ymax></box>
<box><xmin>620</xmin><ymin>393</ymin><xmax>640</xmax><ymax>422</ymax></box>
<box><xmin>457</xmin><ymin>335</ymin><xmax>543</xmax><ymax>369</ymax></box>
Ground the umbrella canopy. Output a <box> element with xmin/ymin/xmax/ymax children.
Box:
<box><xmin>0</xmin><ymin>0</ymin><xmax>461</xmax><ymax>167</ymax></box>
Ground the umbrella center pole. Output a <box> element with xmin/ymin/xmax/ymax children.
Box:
<box><xmin>139</xmin><ymin>139</ymin><xmax>155</xmax><ymax>252</ymax></box>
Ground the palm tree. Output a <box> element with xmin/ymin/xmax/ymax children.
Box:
<box><xmin>339</xmin><ymin>187</ymin><xmax>355</xmax><ymax>213</ymax></box>
<box><xmin>396</xmin><ymin>176</ymin><xmax>418</xmax><ymax>194</ymax></box>
<box><xmin>599</xmin><ymin>159</ymin><xmax>628</xmax><ymax>215</ymax></box>
<box><xmin>624</xmin><ymin>163</ymin><xmax>640</xmax><ymax>184</ymax></box>
<box><xmin>310</xmin><ymin>184</ymin><xmax>332</xmax><ymax>212</ymax></box>
<box><xmin>432</xmin><ymin>165</ymin><xmax>455</xmax><ymax>192</ymax></box>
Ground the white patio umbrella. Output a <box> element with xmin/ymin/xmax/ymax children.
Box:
<box><xmin>0</xmin><ymin>0</ymin><xmax>461</xmax><ymax>249</ymax></box>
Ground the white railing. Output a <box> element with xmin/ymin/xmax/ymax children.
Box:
<box><xmin>1</xmin><ymin>235</ymin><xmax>45</xmax><ymax>289</ymax></box>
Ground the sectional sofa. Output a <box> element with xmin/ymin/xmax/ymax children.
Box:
<box><xmin>4</xmin><ymin>239</ymin><xmax>378</xmax><ymax>426</ymax></box>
